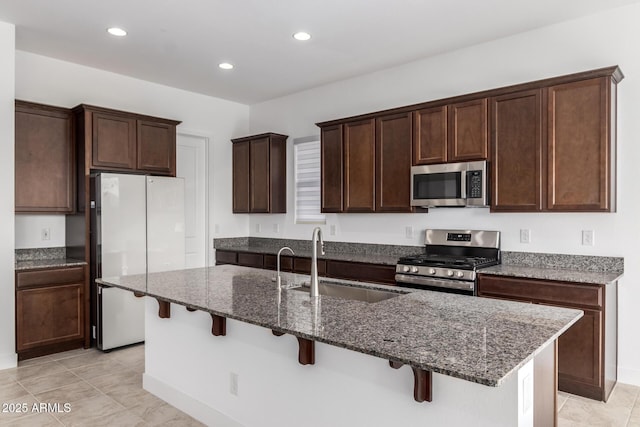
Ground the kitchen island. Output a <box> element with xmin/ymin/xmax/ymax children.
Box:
<box><xmin>97</xmin><ymin>264</ymin><xmax>582</xmax><ymax>427</ymax></box>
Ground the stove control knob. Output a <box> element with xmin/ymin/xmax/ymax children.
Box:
<box><xmin>402</xmin><ymin>266</ymin><xmax>410</xmax><ymax>273</ymax></box>
<box><xmin>456</xmin><ymin>271</ymin><xmax>465</xmax><ymax>278</ymax></box>
<box><xmin>411</xmin><ymin>266</ymin><xmax>419</xmax><ymax>273</ymax></box>
<box><xmin>446</xmin><ymin>270</ymin><xmax>454</xmax><ymax>277</ymax></box>
<box><xmin>428</xmin><ymin>268</ymin><xmax>436</xmax><ymax>275</ymax></box>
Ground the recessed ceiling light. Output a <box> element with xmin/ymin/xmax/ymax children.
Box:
<box><xmin>293</xmin><ymin>32</ymin><xmax>311</xmax><ymax>41</ymax></box>
<box><xmin>107</xmin><ymin>27</ymin><xmax>127</xmax><ymax>37</ymax></box>
<box><xmin>219</xmin><ymin>62</ymin><xmax>234</xmax><ymax>70</ymax></box>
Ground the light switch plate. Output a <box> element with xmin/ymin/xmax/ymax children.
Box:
<box><xmin>582</xmin><ymin>230</ymin><xmax>594</xmax><ymax>246</ymax></box>
<box><xmin>405</xmin><ymin>226</ymin><xmax>413</xmax><ymax>239</ymax></box>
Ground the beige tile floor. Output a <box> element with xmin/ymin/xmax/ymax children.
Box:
<box><xmin>559</xmin><ymin>383</ymin><xmax>640</xmax><ymax>427</ymax></box>
<box><xmin>0</xmin><ymin>345</ymin><xmax>203</xmax><ymax>426</ymax></box>
<box><xmin>1</xmin><ymin>345</ymin><xmax>639</xmax><ymax>426</ymax></box>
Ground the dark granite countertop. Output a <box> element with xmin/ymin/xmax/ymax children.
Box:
<box><xmin>97</xmin><ymin>264</ymin><xmax>582</xmax><ymax>387</ymax></box>
<box><xmin>15</xmin><ymin>258</ymin><xmax>87</xmax><ymax>271</ymax></box>
<box><xmin>479</xmin><ymin>251</ymin><xmax>624</xmax><ymax>285</ymax></box>
<box><xmin>478</xmin><ymin>264</ymin><xmax>622</xmax><ymax>285</ymax></box>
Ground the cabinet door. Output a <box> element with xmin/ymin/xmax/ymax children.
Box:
<box><xmin>344</xmin><ymin>119</ymin><xmax>376</xmax><ymax>212</ymax></box>
<box><xmin>376</xmin><ymin>112</ymin><xmax>412</xmax><ymax>212</ymax></box>
<box><xmin>91</xmin><ymin>112</ymin><xmax>136</xmax><ymax>170</ymax></box>
<box><xmin>547</xmin><ymin>77</ymin><xmax>611</xmax><ymax>211</ymax></box>
<box><xmin>215</xmin><ymin>250</ymin><xmax>238</xmax><ymax>265</ymax></box>
<box><xmin>250</xmin><ymin>137</ymin><xmax>271</xmax><ymax>213</ymax></box>
<box><xmin>16</xmin><ymin>283</ymin><xmax>84</xmax><ymax>352</ymax></box>
<box><xmin>558</xmin><ymin>309</ymin><xmax>602</xmax><ymax>391</ymax></box>
<box><xmin>490</xmin><ymin>90</ymin><xmax>543</xmax><ymax>212</ymax></box>
<box><xmin>15</xmin><ymin>102</ymin><xmax>74</xmax><ymax>213</ymax></box>
<box><xmin>137</xmin><ymin>120</ymin><xmax>176</xmax><ymax>175</ymax></box>
<box><xmin>448</xmin><ymin>98</ymin><xmax>488</xmax><ymax>162</ymax></box>
<box><xmin>413</xmin><ymin>106</ymin><xmax>447</xmax><ymax>164</ymax></box>
<box><xmin>321</xmin><ymin>125</ymin><xmax>344</xmax><ymax>212</ymax></box>
<box><xmin>237</xmin><ymin>252</ymin><xmax>264</xmax><ymax>268</ymax></box>
<box><xmin>268</xmin><ymin>137</ymin><xmax>287</xmax><ymax>213</ymax></box>
<box><xmin>232</xmin><ymin>141</ymin><xmax>250</xmax><ymax>213</ymax></box>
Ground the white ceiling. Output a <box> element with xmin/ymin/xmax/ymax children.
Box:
<box><xmin>0</xmin><ymin>0</ymin><xmax>638</xmax><ymax>104</ymax></box>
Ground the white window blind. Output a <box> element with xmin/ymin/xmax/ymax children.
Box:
<box><xmin>294</xmin><ymin>138</ymin><xmax>326</xmax><ymax>224</ymax></box>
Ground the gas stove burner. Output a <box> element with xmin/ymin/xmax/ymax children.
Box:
<box><xmin>395</xmin><ymin>229</ymin><xmax>501</xmax><ymax>296</ymax></box>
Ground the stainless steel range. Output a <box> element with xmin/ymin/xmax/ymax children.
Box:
<box><xmin>395</xmin><ymin>229</ymin><xmax>500</xmax><ymax>295</ymax></box>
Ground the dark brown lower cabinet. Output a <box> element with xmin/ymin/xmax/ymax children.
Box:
<box><xmin>216</xmin><ymin>250</ymin><xmax>394</xmax><ymax>285</ymax></box>
<box><xmin>477</xmin><ymin>274</ymin><xmax>616</xmax><ymax>401</ymax></box>
<box><xmin>15</xmin><ymin>266</ymin><xmax>89</xmax><ymax>361</ymax></box>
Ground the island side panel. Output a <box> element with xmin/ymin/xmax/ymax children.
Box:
<box><xmin>141</xmin><ymin>299</ymin><xmax>534</xmax><ymax>427</ymax></box>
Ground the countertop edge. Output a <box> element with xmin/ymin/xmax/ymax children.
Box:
<box><xmin>15</xmin><ymin>259</ymin><xmax>88</xmax><ymax>271</ymax></box>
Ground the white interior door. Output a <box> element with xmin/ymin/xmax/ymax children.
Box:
<box><xmin>177</xmin><ymin>132</ymin><xmax>207</xmax><ymax>268</ymax></box>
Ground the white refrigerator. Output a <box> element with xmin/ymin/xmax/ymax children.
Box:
<box><xmin>91</xmin><ymin>173</ymin><xmax>185</xmax><ymax>351</ymax></box>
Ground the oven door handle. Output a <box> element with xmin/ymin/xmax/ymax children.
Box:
<box><xmin>395</xmin><ymin>274</ymin><xmax>475</xmax><ymax>292</ymax></box>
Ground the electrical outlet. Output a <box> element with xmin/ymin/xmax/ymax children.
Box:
<box><xmin>582</xmin><ymin>230</ymin><xmax>594</xmax><ymax>246</ymax></box>
<box><xmin>41</xmin><ymin>228</ymin><xmax>50</xmax><ymax>241</ymax></box>
<box><xmin>230</xmin><ymin>372</ymin><xmax>238</xmax><ymax>396</ymax></box>
<box><xmin>273</xmin><ymin>223</ymin><xmax>279</xmax><ymax>233</ymax></box>
<box><xmin>255</xmin><ymin>223</ymin><xmax>261</xmax><ymax>233</ymax></box>
<box><xmin>520</xmin><ymin>229</ymin><xmax>531</xmax><ymax>244</ymax></box>
<box><xmin>329</xmin><ymin>224</ymin><xmax>336</xmax><ymax>236</ymax></box>
<box><xmin>405</xmin><ymin>226</ymin><xmax>413</xmax><ymax>239</ymax></box>
<box><xmin>214</xmin><ymin>224</ymin><xmax>220</xmax><ymax>234</ymax></box>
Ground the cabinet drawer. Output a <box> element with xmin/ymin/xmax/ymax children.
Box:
<box><xmin>237</xmin><ymin>252</ymin><xmax>264</xmax><ymax>268</ymax></box>
<box><xmin>17</xmin><ymin>266</ymin><xmax>85</xmax><ymax>289</ymax></box>
<box><xmin>477</xmin><ymin>275</ymin><xmax>602</xmax><ymax>309</ymax></box>
<box><xmin>326</xmin><ymin>260</ymin><xmax>396</xmax><ymax>285</ymax></box>
<box><xmin>264</xmin><ymin>254</ymin><xmax>293</xmax><ymax>271</ymax></box>
<box><xmin>215</xmin><ymin>250</ymin><xmax>237</xmax><ymax>265</ymax></box>
<box><xmin>292</xmin><ymin>257</ymin><xmax>326</xmax><ymax>275</ymax></box>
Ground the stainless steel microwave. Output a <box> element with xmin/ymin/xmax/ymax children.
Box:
<box><xmin>411</xmin><ymin>160</ymin><xmax>489</xmax><ymax>208</ymax></box>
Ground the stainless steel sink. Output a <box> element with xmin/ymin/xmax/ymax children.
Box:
<box><xmin>291</xmin><ymin>281</ymin><xmax>403</xmax><ymax>303</ymax></box>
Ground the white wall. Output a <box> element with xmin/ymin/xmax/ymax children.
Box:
<box><xmin>0</xmin><ymin>20</ymin><xmax>16</xmax><ymax>369</ymax></box>
<box><xmin>14</xmin><ymin>51</ymin><xmax>251</xmax><ymax>260</ymax></box>
<box><xmin>249</xmin><ymin>4</ymin><xmax>640</xmax><ymax>386</ymax></box>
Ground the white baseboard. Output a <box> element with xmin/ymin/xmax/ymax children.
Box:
<box><xmin>143</xmin><ymin>373</ymin><xmax>244</xmax><ymax>427</ymax></box>
<box><xmin>0</xmin><ymin>352</ymin><xmax>17</xmax><ymax>371</ymax></box>
<box><xmin>618</xmin><ymin>366</ymin><xmax>640</xmax><ymax>387</ymax></box>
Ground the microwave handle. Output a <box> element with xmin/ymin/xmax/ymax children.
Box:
<box><xmin>460</xmin><ymin>170</ymin><xmax>467</xmax><ymax>198</ymax></box>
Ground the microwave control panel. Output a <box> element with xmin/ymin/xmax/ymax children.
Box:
<box><xmin>468</xmin><ymin>170</ymin><xmax>483</xmax><ymax>198</ymax></box>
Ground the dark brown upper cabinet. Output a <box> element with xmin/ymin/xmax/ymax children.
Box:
<box><xmin>320</xmin><ymin>125</ymin><xmax>344</xmax><ymax>212</ymax></box>
<box><xmin>91</xmin><ymin>111</ymin><xmax>136</xmax><ymax>170</ymax></box>
<box><xmin>137</xmin><ymin>120</ymin><xmax>176</xmax><ymax>175</ymax></box>
<box><xmin>231</xmin><ymin>133</ymin><xmax>287</xmax><ymax>214</ymax></box>
<box><xmin>15</xmin><ymin>100</ymin><xmax>75</xmax><ymax>213</ymax></box>
<box><xmin>546</xmin><ymin>77</ymin><xmax>613</xmax><ymax>212</ymax></box>
<box><xmin>232</xmin><ymin>140</ymin><xmax>250</xmax><ymax>213</ymax></box>
<box><xmin>344</xmin><ymin>119</ymin><xmax>376</xmax><ymax>212</ymax></box>
<box><xmin>74</xmin><ymin>104</ymin><xmax>180</xmax><ymax>176</ymax></box>
<box><xmin>376</xmin><ymin>112</ymin><xmax>413</xmax><ymax>212</ymax></box>
<box><xmin>319</xmin><ymin>65</ymin><xmax>622</xmax><ymax>214</ymax></box>
<box><xmin>412</xmin><ymin>99</ymin><xmax>488</xmax><ymax>165</ymax></box>
<box><xmin>413</xmin><ymin>106</ymin><xmax>447</xmax><ymax>165</ymax></box>
<box><xmin>490</xmin><ymin>74</ymin><xmax>620</xmax><ymax>212</ymax></box>
<box><xmin>448</xmin><ymin>98</ymin><xmax>489</xmax><ymax>162</ymax></box>
<box><xmin>490</xmin><ymin>89</ymin><xmax>544</xmax><ymax>212</ymax></box>
<box><xmin>320</xmin><ymin>115</ymin><xmax>412</xmax><ymax>213</ymax></box>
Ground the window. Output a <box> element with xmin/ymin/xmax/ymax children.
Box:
<box><xmin>294</xmin><ymin>137</ymin><xmax>326</xmax><ymax>224</ymax></box>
